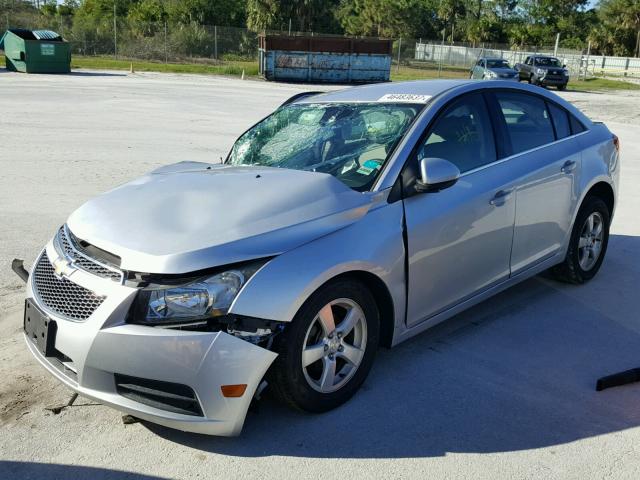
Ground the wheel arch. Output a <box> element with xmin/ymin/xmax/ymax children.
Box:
<box><xmin>585</xmin><ymin>181</ymin><xmax>615</xmax><ymax>218</ymax></box>
<box><xmin>319</xmin><ymin>270</ymin><xmax>396</xmax><ymax>349</ymax></box>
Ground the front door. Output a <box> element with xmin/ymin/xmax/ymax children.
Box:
<box><xmin>403</xmin><ymin>93</ymin><xmax>517</xmax><ymax>327</ymax></box>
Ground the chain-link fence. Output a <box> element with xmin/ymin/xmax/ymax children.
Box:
<box><xmin>410</xmin><ymin>40</ymin><xmax>640</xmax><ymax>79</ymax></box>
<box><xmin>3</xmin><ymin>12</ymin><xmax>259</xmax><ymax>63</ymax></box>
<box><xmin>3</xmin><ymin>8</ymin><xmax>640</xmax><ymax>79</ymax></box>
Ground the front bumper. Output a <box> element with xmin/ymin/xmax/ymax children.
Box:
<box><xmin>24</xmin><ymin>244</ymin><xmax>277</xmax><ymax>436</ymax></box>
<box><xmin>539</xmin><ymin>75</ymin><xmax>568</xmax><ymax>86</ymax></box>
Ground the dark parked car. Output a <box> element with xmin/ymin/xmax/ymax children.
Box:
<box><xmin>515</xmin><ymin>55</ymin><xmax>569</xmax><ymax>90</ymax></box>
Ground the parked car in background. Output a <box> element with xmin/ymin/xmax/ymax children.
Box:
<box><xmin>515</xmin><ymin>55</ymin><xmax>570</xmax><ymax>90</ymax></box>
<box><xmin>470</xmin><ymin>57</ymin><xmax>519</xmax><ymax>81</ymax></box>
<box><xmin>17</xmin><ymin>80</ymin><xmax>619</xmax><ymax>436</ymax></box>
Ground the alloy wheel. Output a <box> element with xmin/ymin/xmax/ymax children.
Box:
<box><xmin>301</xmin><ymin>298</ymin><xmax>367</xmax><ymax>393</ymax></box>
<box><xmin>578</xmin><ymin>212</ymin><xmax>604</xmax><ymax>271</ymax></box>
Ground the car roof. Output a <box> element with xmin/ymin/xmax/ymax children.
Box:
<box><xmin>296</xmin><ymin>80</ymin><xmax>474</xmax><ymax>104</ymax></box>
<box><xmin>481</xmin><ymin>57</ymin><xmax>506</xmax><ymax>61</ymax></box>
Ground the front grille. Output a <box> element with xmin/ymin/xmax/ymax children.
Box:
<box><xmin>32</xmin><ymin>253</ymin><xmax>105</xmax><ymax>321</ymax></box>
<box><xmin>55</xmin><ymin>226</ymin><xmax>122</xmax><ymax>282</ymax></box>
<box><xmin>114</xmin><ymin>374</ymin><xmax>203</xmax><ymax>416</ymax></box>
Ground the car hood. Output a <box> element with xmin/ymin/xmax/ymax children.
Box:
<box><xmin>489</xmin><ymin>67</ymin><xmax>517</xmax><ymax>75</ymax></box>
<box><xmin>67</xmin><ymin>163</ymin><xmax>373</xmax><ymax>274</ymax></box>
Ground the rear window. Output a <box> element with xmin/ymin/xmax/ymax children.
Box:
<box><xmin>496</xmin><ymin>92</ymin><xmax>555</xmax><ymax>154</ymax></box>
<box><xmin>547</xmin><ymin>102</ymin><xmax>571</xmax><ymax>139</ymax></box>
<box><xmin>570</xmin><ymin>115</ymin><xmax>586</xmax><ymax>134</ymax></box>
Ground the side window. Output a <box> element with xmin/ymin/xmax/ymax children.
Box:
<box><xmin>496</xmin><ymin>92</ymin><xmax>555</xmax><ymax>154</ymax></box>
<box><xmin>547</xmin><ymin>102</ymin><xmax>571</xmax><ymax>139</ymax></box>
<box><xmin>525</xmin><ymin>57</ymin><xmax>532</xmax><ymax>65</ymax></box>
<box><xmin>418</xmin><ymin>94</ymin><xmax>496</xmax><ymax>173</ymax></box>
<box><xmin>570</xmin><ymin>114</ymin><xmax>586</xmax><ymax>134</ymax></box>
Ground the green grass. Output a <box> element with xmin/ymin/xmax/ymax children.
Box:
<box><xmin>568</xmin><ymin>77</ymin><xmax>640</xmax><ymax>91</ymax></box>
<box><xmin>3</xmin><ymin>53</ymin><xmax>640</xmax><ymax>91</ymax></box>
<box><xmin>70</xmin><ymin>55</ymin><xmax>259</xmax><ymax>77</ymax></box>
<box><xmin>390</xmin><ymin>64</ymin><xmax>469</xmax><ymax>82</ymax></box>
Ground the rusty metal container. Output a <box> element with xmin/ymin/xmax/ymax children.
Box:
<box><xmin>259</xmin><ymin>34</ymin><xmax>392</xmax><ymax>83</ymax></box>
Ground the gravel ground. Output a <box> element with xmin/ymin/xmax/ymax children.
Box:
<box><xmin>1</xmin><ymin>70</ymin><xmax>640</xmax><ymax>480</ymax></box>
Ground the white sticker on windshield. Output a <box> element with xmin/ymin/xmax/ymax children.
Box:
<box><xmin>377</xmin><ymin>93</ymin><xmax>431</xmax><ymax>103</ymax></box>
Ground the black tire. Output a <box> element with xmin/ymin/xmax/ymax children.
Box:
<box><xmin>550</xmin><ymin>196</ymin><xmax>610</xmax><ymax>284</ymax></box>
<box><xmin>528</xmin><ymin>74</ymin><xmax>534</xmax><ymax>84</ymax></box>
<box><xmin>268</xmin><ymin>278</ymin><xmax>380</xmax><ymax>413</ymax></box>
<box><xmin>557</xmin><ymin>84</ymin><xmax>567</xmax><ymax>91</ymax></box>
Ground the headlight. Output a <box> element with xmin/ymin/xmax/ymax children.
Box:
<box><xmin>563</xmin><ymin>70</ymin><xmax>570</xmax><ymax>76</ymax></box>
<box><xmin>536</xmin><ymin>68</ymin><xmax>545</xmax><ymax>75</ymax></box>
<box><xmin>130</xmin><ymin>261</ymin><xmax>266</xmax><ymax>325</ymax></box>
<box><xmin>487</xmin><ymin>70</ymin><xmax>497</xmax><ymax>78</ymax></box>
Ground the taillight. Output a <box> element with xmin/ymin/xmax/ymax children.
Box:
<box><xmin>613</xmin><ymin>134</ymin><xmax>620</xmax><ymax>152</ymax></box>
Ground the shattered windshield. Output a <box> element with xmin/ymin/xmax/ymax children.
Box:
<box><xmin>227</xmin><ymin>102</ymin><xmax>423</xmax><ymax>190</ymax></box>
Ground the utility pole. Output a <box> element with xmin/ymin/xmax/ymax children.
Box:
<box><xmin>397</xmin><ymin>37</ymin><xmax>402</xmax><ymax>73</ymax></box>
<box><xmin>288</xmin><ymin>18</ymin><xmax>292</xmax><ymax>36</ymax></box>
<box><xmin>554</xmin><ymin>33</ymin><xmax>560</xmax><ymax>57</ymax></box>
<box><xmin>113</xmin><ymin>1</ymin><xmax>117</xmax><ymax>59</ymax></box>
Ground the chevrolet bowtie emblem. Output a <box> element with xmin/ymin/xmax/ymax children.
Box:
<box><xmin>52</xmin><ymin>256</ymin><xmax>74</xmax><ymax>279</ymax></box>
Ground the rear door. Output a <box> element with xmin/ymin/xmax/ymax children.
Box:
<box><xmin>402</xmin><ymin>93</ymin><xmax>518</xmax><ymax>327</ymax></box>
<box><xmin>489</xmin><ymin>91</ymin><xmax>581</xmax><ymax>274</ymax></box>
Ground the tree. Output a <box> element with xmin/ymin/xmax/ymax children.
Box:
<box><xmin>594</xmin><ymin>0</ymin><xmax>640</xmax><ymax>56</ymax></box>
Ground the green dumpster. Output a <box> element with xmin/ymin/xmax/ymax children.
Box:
<box><xmin>0</xmin><ymin>29</ymin><xmax>71</xmax><ymax>73</ymax></box>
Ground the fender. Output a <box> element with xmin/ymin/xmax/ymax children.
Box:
<box><xmin>229</xmin><ymin>198</ymin><xmax>406</xmax><ymax>332</ymax></box>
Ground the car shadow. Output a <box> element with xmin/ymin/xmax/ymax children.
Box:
<box><xmin>146</xmin><ymin>233</ymin><xmax>640</xmax><ymax>459</ymax></box>
<box><xmin>0</xmin><ymin>461</ymin><xmax>168</xmax><ymax>479</ymax></box>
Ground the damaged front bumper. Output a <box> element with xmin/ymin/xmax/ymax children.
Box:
<box><xmin>22</xmin><ymin>244</ymin><xmax>277</xmax><ymax>436</ymax></box>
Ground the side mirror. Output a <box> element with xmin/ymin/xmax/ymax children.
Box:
<box><xmin>415</xmin><ymin>157</ymin><xmax>460</xmax><ymax>193</ymax></box>
<box><xmin>563</xmin><ymin>63</ymin><xmax>567</xmax><ymax>68</ymax></box>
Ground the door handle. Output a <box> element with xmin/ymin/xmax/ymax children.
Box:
<box><xmin>561</xmin><ymin>160</ymin><xmax>577</xmax><ymax>173</ymax></box>
<box><xmin>490</xmin><ymin>189</ymin><xmax>513</xmax><ymax>206</ymax></box>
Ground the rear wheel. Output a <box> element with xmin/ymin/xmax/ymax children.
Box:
<box><xmin>550</xmin><ymin>196</ymin><xmax>610</xmax><ymax>284</ymax></box>
<box><xmin>269</xmin><ymin>279</ymin><xmax>379</xmax><ymax>412</ymax></box>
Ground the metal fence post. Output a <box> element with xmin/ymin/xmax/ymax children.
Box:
<box><xmin>397</xmin><ymin>37</ymin><xmax>402</xmax><ymax>73</ymax></box>
<box><xmin>214</xmin><ymin>25</ymin><xmax>218</xmax><ymax>60</ymax></box>
<box><xmin>582</xmin><ymin>41</ymin><xmax>591</xmax><ymax>80</ymax></box>
<box><xmin>438</xmin><ymin>29</ymin><xmax>445</xmax><ymax>78</ymax></box>
<box><xmin>113</xmin><ymin>1</ymin><xmax>117</xmax><ymax>59</ymax></box>
<box><xmin>624</xmin><ymin>57</ymin><xmax>630</xmax><ymax>76</ymax></box>
<box><xmin>164</xmin><ymin>21</ymin><xmax>168</xmax><ymax>63</ymax></box>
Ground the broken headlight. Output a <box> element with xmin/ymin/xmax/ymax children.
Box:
<box><xmin>130</xmin><ymin>262</ymin><xmax>265</xmax><ymax>325</ymax></box>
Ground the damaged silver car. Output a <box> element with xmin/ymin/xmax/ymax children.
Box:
<box><xmin>16</xmin><ymin>80</ymin><xmax>619</xmax><ymax>435</ymax></box>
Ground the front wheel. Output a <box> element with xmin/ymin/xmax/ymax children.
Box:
<box><xmin>550</xmin><ymin>196</ymin><xmax>610</xmax><ymax>284</ymax></box>
<box><xmin>269</xmin><ymin>279</ymin><xmax>379</xmax><ymax>412</ymax></box>
<box><xmin>557</xmin><ymin>84</ymin><xmax>567</xmax><ymax>91</ymax></box>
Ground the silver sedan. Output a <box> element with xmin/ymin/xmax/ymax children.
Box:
<box><xmin>19</xmin><ymin>80</ymin><xmax>620</xmax><ymax>436</ymax></box>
